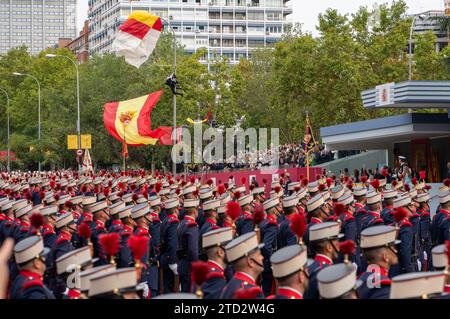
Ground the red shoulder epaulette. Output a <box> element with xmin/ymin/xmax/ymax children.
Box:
<box><xmin>20</xmin><ymin>226</ymin><xmax>30</xmax><ymax>233</ymax></box>
<box><xmin>267</xmin><ymin>220</ymin><xmax>278</xmax><ymax>226</ymax></box>
<box><xmin>374</xmin><ymin>279</ymin><xmax>392</xmax><ymax>286</ymax></box>
<box><xmin>266</xmin><ymin>295</ymin><xmax>276</xmax><ymax>299</ymax></box>
<box><xmin>23</xmin><ymin>279</ymin><xmax>43</xmax><ymax>290</ymax></box>
<box><xmin>400</xmin><ymin>220</ymin><xmax>412</xmax><ymax>227</ymax></box>
<box><xmin>374</xmin><ymin>218</ymin><xmax>384</xmax><ymax>225</ymax></box>
<box><xmin>243</xmin><ymin>216</ymin><xmax>253</xmax><ymax>221</ymax></box>
<box><xmin>187</xmin><ymin>221</ymin><xmax>198</xmax><ymax>228</ymax></box>
<box><xmin>421</xmin><ymin>212</ymin><xmax>430</xmax><ymax>217</ymax></box>
<box><xmin>211</xmin><ymin>225</ymin><xmax>220</xmax><ymax>231</ymax></box>
<box><xmin>327</xmin><ymin>216</ymin><xmax>338</xmax><ymax>222</ymax></box>
<box><xmin>168</xmin><ymin>218</ymin><xmax>180</xmax><ymax>224</ymax></box>
<box><xmin>56</xmin><ymin>235</ymin><xmax>70</xmax><ymax>245</ymax></box>
<box><xmin>206</xmin><ymin>272</ymin><xmax>225</xmax><ymax>281</ymax></box>
<box><xmin>344</xmin><ymin>215</ymin><xmax>355</xmax><ymax>222</ymax></box>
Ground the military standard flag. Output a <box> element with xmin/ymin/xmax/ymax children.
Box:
<box><xmin>103</xmin><ymin>90</ymin><xmax>168</xmax><ymax>146</ymax></box>
<box><xmin>112</xmin><ymin>11</ymin><xmax>162</xmax><ymax>68</ymax></box>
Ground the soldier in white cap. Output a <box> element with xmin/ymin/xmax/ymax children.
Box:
<box><xmin>389</xmin><ymin>271</ymin><xmax>446</xmax><ymax>299</ymax></box>
<box><xmin>47</xmin><ymin>212</ymin><xmax>77</xmax><ymax>298</ymax></box>
<box><xmin>317</xmin><ymin>263</ymin><xmax>361</xmax><ymax>299</ymax></box>
<box><xmin>88</xmin><ymin>268</ymin><xmax>140</xmax><ymax>299</ymax></box>
<box><xmin>196</xmin><ymin>227</ymin><xmax>234</xmax><ymax>299</ymax></box>
<box><xmin>304</xmin><ymin>222</ymin><xmax>342</xmax><ymax>299</ymax></box>
<box><xmin>220</xmin><ymin>232</ymin><xmax>265</xmax><ymax>299</ymax></box>
<box><xmin>267</xmin><ymin>245</ymin><xmax>309</xmax><ymax>299</ymax></box>
<box><xmin>430</xmin><ymin>244</ymin><xmax>450</xmax><ymax>296</ymax></box>
<box><xmin>431</xmin><ymin>190</ymin><xmax>450</xmax><ymax>245</ymax></box>
<box><xmin>260</xmin><ymin>197</ymin><xmax>281</xmax><ymax>296</ymax></box>
<box><xmin>361</xmin><ymin>192</ymin><xmax>384</xmax><ymax>231</ymax></box>
<box><xmin>160</xmin><ymin>197</ymin><xmax>180</xmax><ymax>293</ymax></box>
<box><xmin>177</xmin><ymin>198</ymin><xmax>200</xmax><ymax>293</ymax></box>
<box><xmin>236</xmin><ymin>193</ymin><xmax>255</xmax><ymax>236</ymax></box>
<box><xmin>9</xmin><ymin>236</ymin><xmax>55</xmax><ymax>299</ymax></box>
<box><xmin>415</xmin><ymin>193</ymin><xmax>432</xmax><ymax>271</ymax></box>
<box><xmin>304</xmin><ymin>194</ymin><xmax>330</xmax><ymax>256</ymax></box>
<box><xmin>55</xmin><ymin>246</ymin><xmax>97</xmax><ymax>299</ymax></box>
<box><xmin>357</xmin><ymin>226</ymin><xmax>400</xmax><ymax>299</ymax></box>
<box><xmin>278</xmin><ymin>196</ymin><xmax>300</xmax><ymax>249</ymax></box>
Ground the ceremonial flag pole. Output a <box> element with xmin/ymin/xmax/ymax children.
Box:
<box><xmin>303</xmin><ymin>112</ymin><xmax>318</xmax><ymax>181</ymax></box>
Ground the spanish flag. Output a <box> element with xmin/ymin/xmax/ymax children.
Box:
<box><xmin>103</xmin><ymin>90</ymin><xmax>172</xmax><ymax>147</ymax></box>
<box><xmin>112</xmin><ymin>11</ymin><xmax>162</xmax><ymax>68</ymax></box>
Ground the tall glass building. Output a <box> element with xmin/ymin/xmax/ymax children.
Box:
<box><xmin>0</xmin><ymin>0</ymin><xmax>77</xmax><ymax>55</ymax></box>
<box><xmin>88</xmin><ymin>0</ymin><xmax>293</xmax><ymax>63</ymax></box>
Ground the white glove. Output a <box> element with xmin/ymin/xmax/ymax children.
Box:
<box><xmin>417</xmin><ymin>260</ymin><xmax>422</xmax><ymax>272</ymax></box>
<box><xmin>136</xmin><ymin>282</ymin><xmax>149</xmax><ymax>299</ymax></box>
<box><xmin>169</xmin><ymin>263</ymin><xmax>178</xmax><ymax>275</ymax></box>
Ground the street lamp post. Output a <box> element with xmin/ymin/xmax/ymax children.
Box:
<box><xmin>408</xmin><ymin>14</ymin><xmax>427</xmax><ymax>81</ymax></box>
<box><xmin>161</xmin><ymin>18</ymin><xmax>178</xmax><ymax>177</ymax></box>
<box><xmin>45</xmin><ymin>54</ymin><xmax>81</xmax><ymax>172</ymax></box>
<box><xmin>13</xmin><ymin>72</ymin><xmax>41</xmax><ymax>172</ymax></box>
<box><xmin>0</xmin><ymin>88</ymin><xmax>10</xmax><ymax>172</ymax></box>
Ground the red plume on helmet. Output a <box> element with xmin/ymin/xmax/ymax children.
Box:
<box><xmin>443</xmin><ymin>179</ymin><xmax>450</xmax><ymax>187</ymax></box>
<box><xmin>301</xmin><ymin>178</ymin><xmax>309</xmax><ymax>187</ymax></box>
<box><xmin>103</xmin><ymin>188</ymin><xmax>110</xmax><ymax>198</ymax></box>
<box><xmin>50</xmin><ymin>180</ymin><xmax>55</xmax><ymax>189</ymax></box>
<box><xmin>233</xmin><ymin>287</ymin><xmax>263</xmax><ymax>299</ymax></box>
<box><xmin>193</xmin><ymin>189</ymin><xmax>199</xmax><ymax>197</ymax></box>
<box><xmin>424</xmin><ymin>185</ymin><xmax>431</xmax><ymax>191</ymax></box>
<box><xmin>318</xmin><ymin>184</ymin><xmax>326</xmax><ymax>192</ymax></box>
<box><xmin>326</xmin><ymin>178</ymin><xmax>333</xmax><ymax>188</ymax></box>
<box><xmin>25</xmin><ymin>192</ymin><xmax>32</xmax><ymax>201</ymax></box>
<box><xmin>339</xmin><ymin>240</ymin><xmax>356</xmax><ymax>255</ymax></box>
<box><xmin>404</xmin><ymin>184</ymin><xmax>411</xmax><ymax>192</ymax></box>
<box><xmin>249</xmin><ymin>184</ymin><xmax>255</xmax><ymax>191</ymax></box>
<box><xmin>370</xmin><ymin>179</ymin><xmax>380</xmax><ymax>189</ymax></box>
<box><xmin>333</xmin><ymin>202</ymin><xmax>346</xmax><ymax>217</ymax></box>
<box><xmin>289</xmin><ymin>213</ymin><xmax>307</xmax><ymax>239</ymax></box>
<box><xmin>241</xmin><ymin>177</ymin><xmax>247</xmax><ymax>185</ymax></box>
<box><xmin>30</xmin><ymin>212</ymin><xmax>44</xmax><ymax>230</ymax></box>
<box><xmin>130</xmin><ymin>184</ymin><xmax>137</xmax><ymax>191</ymax></box>
<box><xmin>252</xmin><ymin>205</ymin><xmax>265</xmax><ymax>225</ymax></box>
<box><xmin>39</xmin><ymin>191</ymin><xmax>46</xmax><ymax>200</ymax></box>
<box><xmin>316</xmin><ymin>174</ymin><xmax>321</xmax><ymax>181</ymax></box>
<box><xmin>168</xmin><ymin>180</ymin><xmax>174</xmax><ymax>186</ymax></box>
<box><xmin>381</xmin><ymin>168</ymin><xmax>388</xmax><ymax>177</ymax></box>
<box><xmin>294</xmin><ymin>186</ymin><xmax>301</xmax><ymax>192</ymax></box>
<box><xmin>346</xmin><ymin>180</ymin><xmax>354</xmax><ymax>190</ymax></box>
<box><xmin>181</xmin><ymin>181</ymin><xmax>187</xmax><ymax>187</ymax></box>
<box><xmin>392</xmin><ymin>180</ymin><xmax>398</xmax><ymax>188</ymax></box>
<box><xmin>226</xmin><ymin>201</ymin><xmax>241</xmax><ymax>220</ymax></box>
<box><xmin>127</xmin><ymin>235</ymin><xmax>149</xmax><ymax>262</ymax></box>
<box><xmin>262</xmin><ymin>178</ymin><xmax>267</xmax><ymax>185</ymax></box>
<box><xmin>190</xmin><ymin>177</ymin><xmax>196</xmax><ymax>184</ymax></box>
<box><xmin>81</xmin><ymin>185</ymin><xmax>88</xmax><ymax>193</ymax></box>
<box><xmin>229</xmin><ymin>175</ymin><xmax>234</xmax><ymax>180</ymax></box>
<box><xmin>207</xmin><ymin>179</ymin><xmax>213</xmax><ymax>186</ymax></box>
<box><xmin>274</xmin><ymin>186</ymin><xmax>281</xmax><ymax>193</ymax></box>
<box><xmin>411</xmin><ymin>178</ymin><xmax>418</xmax><ymax>186</ymax></box>
<box><xmin>419</xmin><ymin>170</ymin><xmax>426</xmax><ymax>180</ymax></box>
<box><xmin>78</xmin><ymin>222</ymin><xmax>92</xmax><ymax>240</ymax></box>
<box><xmin>132</xmin><ymin>194</ymin><xmax>139</xmax><ymax>202</ymax></box>
<box><xmin>280</xmin><ymin>173</ymin><xmax>285</xmax><ymax>179</ymax></box>
<box><xmin>99</xmin><ymin>232</ymin><xmax>121</xmax><ymax>261</ymax></box>
<box><xmin>234</xmin><ymin>190</ymin><xmax>242</xmax><ymax>200</ymax></box>
<box><xmin>217</xmin><ymin>184</ymin><xmax>226</xmax><ymax>196</ymax></box>
<box><xmin>155</xmin><ymin>182</ymin><xmax>162</xmax><ymax>193</ymax></box>
<box><xmin>191</xmin><ymin>261</ymin><xmax>209</xmax><ymax>287</ymax></box>
<box><xmin>393</xmin><ymin>207</ymin><xmax>408</xmax><ymax>223</ymax></box>
<box><xmin>360</xmin><ymin>175</ymin><xmax>368</xmax><ymax>184</ymax></box>
<box><xmin>224</xmin><ymin>182</ymin><xmax>229</xmax><ymax>190</ymax></box>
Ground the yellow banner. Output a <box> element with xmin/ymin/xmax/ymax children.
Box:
<box><xmin>67</xmin><ymin>135</ymin><xmax>92</xmax><ymax>150</ymax></box>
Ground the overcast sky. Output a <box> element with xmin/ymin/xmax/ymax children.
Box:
<box><xmin>76</xmin><ymin>0</ymin><xmax>444</xmax><ymax>34</ymax></box>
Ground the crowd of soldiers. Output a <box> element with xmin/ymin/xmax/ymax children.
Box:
<box><xmin>0</xmin><ymin>165</ymin><xmax>449</xmax><ymax>300</ymax></box>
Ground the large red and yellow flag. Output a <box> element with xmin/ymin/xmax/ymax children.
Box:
<box><xmin>103</xmin><ymin>90</ymin><xmax>171</xmax><ymax>146</ymax></box>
